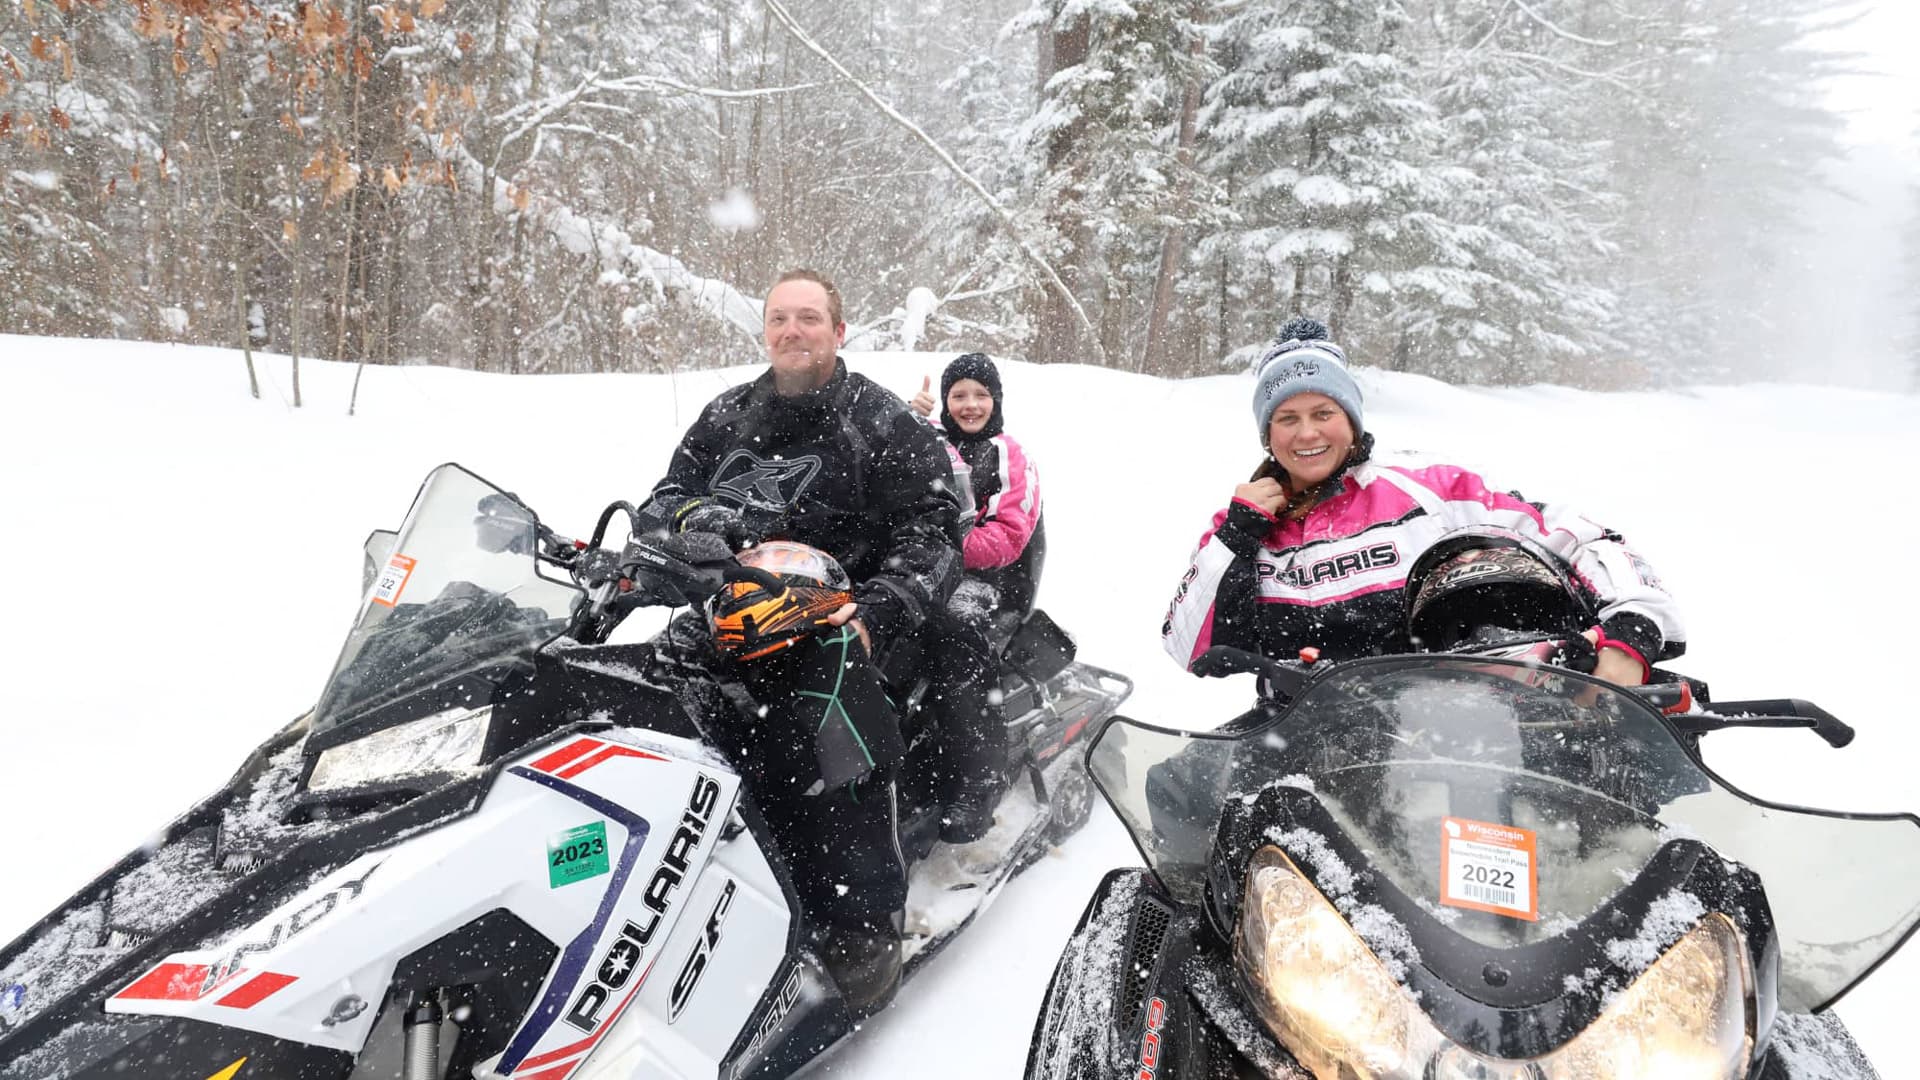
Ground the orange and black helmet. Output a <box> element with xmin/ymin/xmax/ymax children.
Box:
<box><xmin>706</xmin><ymin>542</ymin><xmax>855</xmax><ymax>661</ymax></box>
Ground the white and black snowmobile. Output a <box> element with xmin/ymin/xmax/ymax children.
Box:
<box><xmin>0</xmin><ymin>462</ymin><xmax>1129</xmax><ymax>1080</ymax></box>
<box><xmin>1023</xmin><ymin>546</ymin><xmax>1920</xmax><ymax>1079</ymax></box>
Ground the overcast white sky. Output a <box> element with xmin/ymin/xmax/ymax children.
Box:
<box><xmin>1752</xmin><ymin>2</ymin><xmax>1919</xmax><ymax>390</ymax></box>
<box><xmin>1816</xmin><ymin>2</ymin><xmax>1920</xmax><ymax>156</ymax></box>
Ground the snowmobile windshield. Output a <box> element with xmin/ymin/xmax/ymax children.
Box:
<box><xmin>1088</xmin><ymin>655</ymin><xmax>1920</xmax><ymax>1012</ymax></box>
<box><xmin>311</xmin><ymin>464</ymin><xmax>581</xmax><ymax>736</ymax></box>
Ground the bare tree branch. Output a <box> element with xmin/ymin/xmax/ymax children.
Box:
<box><xmin>758</xmin><ymin>0</ymin><xmax>1109</xmax><ymax>365</ymax></box>
<box><xmin>1489</xmin><ymin>49</ymin><xmax>1638</xmax><ymax>92</ymax></box>
<box><xmin>541</xmin><ymin>122</ymin><xmax>644</xmax><ymax>157</ymax></box>
<box><xmin>591</xmin><ymin>73</ymin><xmax>839</xmax><ymax>100</ymax></box>
<box><xmin>1509</xmin><ymin>0</ymin><xmax>1618</xmax><ymax>48</ymax></box>
<box><xmin>430</xmin><ymin>137</ymin><xmax>765</xmax><ymax>341</ymax></box>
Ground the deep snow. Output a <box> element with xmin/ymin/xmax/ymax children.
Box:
<box><xmin>1</xmin><ymin>335</ymin><xmax>1917</xmax><ymax>1076</ymax></box>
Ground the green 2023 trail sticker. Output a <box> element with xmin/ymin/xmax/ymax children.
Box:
<box><xmin>547</xmin><ymin>821</ymin><xmax>611</xmax><ymax>888</ymax></box>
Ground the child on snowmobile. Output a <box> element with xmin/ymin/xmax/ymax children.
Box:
<box><xmin>1161</xmin><ymin>317</ymin><xmax>1683</xmax><ymax>686</ymax></box>
<box><xmin>634</xmin><ymin>268</ymin><xmax>963</xmax><ymax>1014</ymax></box>
<box><xmin>908</xmin><ymin>352</ymin><xmax>1045</xmax><ymax>841</ymax></box>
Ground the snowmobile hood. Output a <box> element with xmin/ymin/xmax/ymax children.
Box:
<box><xmin>1086</xmin><ymin>655</ymin><xmax>1920</xmax><ymax>1014</ymax></box>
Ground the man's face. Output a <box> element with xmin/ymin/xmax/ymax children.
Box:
<box><xmin>763</xmin><ymin>280</ymin><xmax>845</xmax><ymax>395</ymax></box>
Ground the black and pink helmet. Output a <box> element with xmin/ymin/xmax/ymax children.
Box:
<box><xmin>1405</xmin><ymin>526</ymin><xmax>1596</xmax><ymax>652</ymax></box>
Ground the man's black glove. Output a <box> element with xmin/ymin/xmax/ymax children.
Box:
<box><xmin>671</xmin><ymin>499</ymin><xmax>759</xmax><ymax>552</ymax></box>
<box><xmin>851</xmin><ymin>578</ymin><xmax>923</xmax><ymax>660</ymax></box>
<box><xmin>630</xmin><ymin>531</ymin><xmax>736</xmax><ymax>607</ymax></box>
<box><xmin>655</xmin><ymin>530</ymin><xmax>738</xmax><ymax>568</ymax></box>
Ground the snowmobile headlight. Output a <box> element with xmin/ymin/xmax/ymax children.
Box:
<box><xmin>1531</xmin><ymin>912</ymin><xmax>1752</xmax><ymax>1080</ymax></box>
<box><xmin>307</xmin><ymin>705</ymin><xmax>492</xmax><ymax>792</ymax></box>
<box><xmin>1234</xmin><ymin>845</ymin><xmax>1753</xmax><ymax>1080</ymax></box>
<box><xmin>1234</xmin><ymin>846</ymin><xmax>1414</xmax><ymax>1074</ymax></box>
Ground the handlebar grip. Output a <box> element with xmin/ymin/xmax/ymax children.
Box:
<box><xmin>1789</xmin><ymin>699</ymin><xmax>1855</xmax><ymax>748</ymax></box>
<box><xmin>1191</xmin><ymin>647</ymin><xmax>1269</xmax><ymax>680</ymax></box>
<box><xmin>1190</xmin><ymin>646</ymin><xmax>1311</xmax><ymax>700</ymax></box>
<box><xmin>1689</xmin><ymin>697</ymin><xmax>1856</xmax><ymax>749</ymax></box>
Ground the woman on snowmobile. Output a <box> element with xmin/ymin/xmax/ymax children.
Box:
<box><xmin>1160</xmin><ymin>317</ymin><xmax>1682</xmax><ymax>686</ymax></box>
<box><xmin>908</xmin><ymin>352</ymin><xmax>1045</xmax><ymax>840</ymax></box>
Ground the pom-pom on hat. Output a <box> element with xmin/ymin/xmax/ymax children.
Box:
<box><xmin>1250</xmin><ymin>317</ymin><xmax>1364</xmax><ymax>444</ymax></box>
<box><xmin>940</xmin><ymin>352</ymin><xmax>1005</xmax><ymax>441</ymax></box>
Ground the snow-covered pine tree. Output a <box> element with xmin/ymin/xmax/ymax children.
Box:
<box><xmin>1397</xmin><ymin>0</ymin><xmax>1622</xmax><ymax>386</ymax></box>
<box><xmin>1195</xmin><ymin>0</ymin><xmax>1447</xmax><ymax>370</ymax></box>
<box><xmin>1018</xmin><ymin>0</ymin><xmax>1211</xmax><ymax>367</ymax></box>
<box><xmin>908</xmin><ymin>0</ymin><xmax>1046</xmax><ymax>355</ymax></box>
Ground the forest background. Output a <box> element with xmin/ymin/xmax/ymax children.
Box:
<box><xmin>2</xmin><ymin>0</ymin><xmax>1916</xmax><ymax>393</ymax></box>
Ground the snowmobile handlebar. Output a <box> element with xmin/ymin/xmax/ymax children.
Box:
<box><xmin>545</xmin><ymin>498</ymin><xmax>806</xmax><ymax>642</ymax></box>
<box><xmin>1194</xmin><ymin>646</ymin><xmax>1855</xmax><ymax>749</ymax></box>
<box><xmin>1190</xmin><ymin>647</ymin><xmax>1311</xmax><ymax>700</ymax></box>
<box><xmin>1664</xmin><ymin>698</ymin><xmax>1856</xmax><ymax>748</ymax></box>
<box><xmin>617</xmin><ymin>542</ymin><xmax>782</xmax><ymax>598</ymax></box>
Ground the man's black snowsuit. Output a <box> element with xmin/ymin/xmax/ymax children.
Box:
<box><xmin>637</xmin><ymin>358</ymin><xmax>963</xmax><ymax>927</ymax></box>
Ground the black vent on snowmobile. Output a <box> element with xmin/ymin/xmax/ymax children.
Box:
<box><xmin>1119</xmin><ymin>895</ymin><xmax>1173</xmax><ymax>1031</ymax></box>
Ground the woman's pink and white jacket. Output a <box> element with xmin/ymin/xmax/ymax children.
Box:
<box><xmin>1160</xmin><ymin>461</ymin><xmax>1684</xmax><ymax>672</ymax></box>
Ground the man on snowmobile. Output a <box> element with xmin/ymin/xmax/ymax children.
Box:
<box><xmin>634</xmin><ymin>268</ymin><xmax>963</xmax><ymax>1013</ymax></box>
<box><xmin>907</xmin><ymin>351</ymin><xmax>1045</xmax><ymax>840</ymax></box>
<box><xmin>1162</xmin><ymin>316</ymin><xmax>1684</xmax><ymax>684</ymax></box>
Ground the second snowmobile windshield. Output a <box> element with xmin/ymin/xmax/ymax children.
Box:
<box><xmin>311</xmin><ymin>465</ymin><xmax>580</xmax><ymax>736</ymax></box>
<box><xmin>1089</xmin><ymin>656</ymin><xmax>1920</xmax><ymax>1012</ymax></box>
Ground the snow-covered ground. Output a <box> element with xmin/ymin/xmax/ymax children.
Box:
<box><xmin>2</xmin><ymin>335</ymin><xmax>1917</xmax><ymax>1076</ymax></box>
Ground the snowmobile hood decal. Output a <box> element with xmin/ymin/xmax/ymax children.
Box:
<box><xmin>527</xmin><ymin>735</ymin><xmax>668</xmax><ymax>780</ymax></box>
<box><xmin>496</xmin><ymin>768</ymin><xmax>654</xmax><ymax>1074</ymax></box>
<box><xmin>110</xmin><ymin>858</ymin><xmax>384</xmax><ymax>1011</ymax></box>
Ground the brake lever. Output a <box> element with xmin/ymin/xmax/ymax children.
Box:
<box><xmin>1190</xmin><ymin>646</ymin><xmax>1313</xmax><ymax>700</ymax></box>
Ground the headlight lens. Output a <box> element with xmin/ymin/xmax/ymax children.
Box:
<box><xmin>1540</xmin><ymin>910</ymin><xmax>1751</xmax><ymax>1080</ymax></box>
<box><xmin>1235</xmin><ymin>845</ymin><xmax>1752</xmax><ymax>1080</ymax></box>
<box><xmin>307</xmin><ymin>705</ymin><xmax>492</xmax><ymax>792</ymax></box>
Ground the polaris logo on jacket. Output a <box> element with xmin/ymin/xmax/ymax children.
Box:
<box><xmin>1257</xmin><ymin>542</ymin><xmax>1400</xmax><ymax>589</ymax></box>
<box><xmin>565</xmin><ymin>772</ymin><xmax>723</xmax><ymax>1033</ymax></box>
<box><xmin>1162</xmin><ymin>461</ymin><xmax>1685</xmax><ymax>671</ymax></box>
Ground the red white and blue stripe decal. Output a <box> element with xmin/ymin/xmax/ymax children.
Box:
<box><xmin>525</xmin><ymin>736</ymin><xmax>667</xmax><ymax>780</ymax></box>
<box><xmin>112</xmin><ymin>964</ymin><xmax>297</xmax><ymax>1009</ymax></box>
<box><xmin>494</xmin><ymin>760</ymin><xmax>656</xmax><ymax>1076</ymax></box>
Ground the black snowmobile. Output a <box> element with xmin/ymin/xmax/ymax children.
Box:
<box><xmin>0</xmin><ymin>462</ymin><xmax>1129</xmax><ymax>1080</ymax></box>
<box><xmin>1025</xmin><ymin>535</ymin><xmax>1920</xmax><ymax>1080</ymax></box>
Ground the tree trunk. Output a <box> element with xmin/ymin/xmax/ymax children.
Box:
<box><xmin>215</xmin><ymin>50</ymin><xmax>261</xmax><ymax>398</ymax></box>
<box><xmin>1032</xmin><ymin>0</ymin><xmax>1091</xmax><ymax>365</ymax></box>
<box><xmin>1137</xmin><ymin>4</ymin><xmax>1205</xmax><ymax>375</ymax></box>
<box><xmin>291</xmin><ymin>213</ymin><xmax>305</xmax><ymax>407</ymax></box>
<box><xmin>333</xmin><ymin>0</ymin><xmax>368</xmax><ymax>365</ymax></box>
<box><xmin>1330</xmin><ymin>256</ymin><xmax>1353</xmax><ymax>342</ymax></box>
